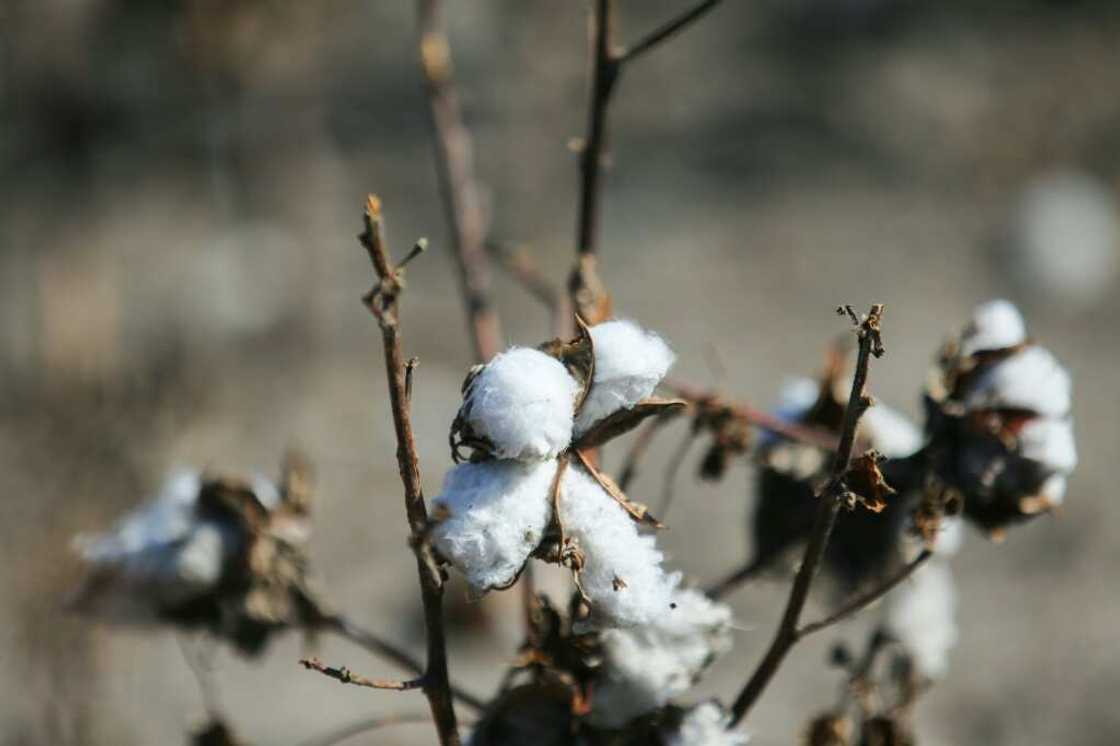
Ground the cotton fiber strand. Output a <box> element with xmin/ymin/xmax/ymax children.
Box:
<box><xmin>590</xmin><ymin>589</ymin><xmax>733</xmax><ymax>727</ymax></box>
<box><xmin>431</xmin><ymin>459</ymin><xmax>556</xmax><ymax>593</ymax></box>
<box><xmin>884</xmin><ymin>559</ymin><xmax>957</xmax><ymax>679</ymax></box>
<box><xmin>461</xmin><ymin>347</ymin><xmax>580</xmax><ymax>460</ymax></box>
<box><xmin>860</xmin><ymin>403</ymin><xmax>924</xmax><ymax>458</ymax></box>
<box><xmin>1017</xmin><ymin>417</ymin><xmax>1078</xmax><ymax>473</ymax></box>
<box><xmin>663</xmin><ymin>703</ymin><xmax>750</xmax><ymax>746</ymax></box>
<box><xmin>574</xmin><ymin>320</ymin><xmax>676</xmax><ymax>435</ymax></box>
<box><xmin>965</xmin><ymin>346</ymin><xmax>1071</xmax><ymax>418</ymax></box>
<box><xmin>959</xmin><ymin>299</ymin><xmax>1027</xmax><ymax>356</ymax></box>
<box><xmin>559</xmin><ymin>465</ymin><xmax>679</xmax><ymax>626</ymax></box>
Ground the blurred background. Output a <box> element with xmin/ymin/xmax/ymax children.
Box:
<box><xmin>3</xmin><ymin>1</ymin><xmax>1119</xmax><ymax>744</ymax></box>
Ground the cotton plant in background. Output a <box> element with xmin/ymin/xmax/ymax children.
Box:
<box><xmin>435</xmin><ymin>319</ymin><xmax>684</xmax><ymax>628</ymax></box>
<box><xmin>924</xmin><ymin>299</ymin><xmax>1077</xmax><ymax>533</ymax></box>
<box><xmin>69</xmin><ymin>452</ymin><xmax>320</xmax><ymax>655</ymax></box>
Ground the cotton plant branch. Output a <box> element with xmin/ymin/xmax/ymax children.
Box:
<box><xmin>487</xmin><ymin>241</ymin><xmax>572</xmax><ymax>340</ymax></box>
<box><xmin>417</xmin><ymin>0</ymin><xmax>502</xmax><ymax>362</ymax></box>
<box><xmin>727</xmin><ymin>304</ymin><xmax>886</xmax><ymax>728</ymax></box>
<box><xmin>348</xmin><ymin>195</ymin><xmax>462</xmax><ymax>745</ymax></box>
<box><xmin>299</xmin><ymin>657</ymin><xmax>426</xmax><ymax>692</ymax></box>
<box><xmin>571</xmin><ymin>0</ymin><xmax>725</xmax><ymax>324</ymax></box>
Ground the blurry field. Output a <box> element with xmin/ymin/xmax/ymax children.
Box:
<box><xmin>3</xmin><ymin>2</ymin><xmax>1120</xmax><ymax>744</ymax></box>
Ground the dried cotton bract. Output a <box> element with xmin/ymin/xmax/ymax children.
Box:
<box><xmin>431</xmin><ymin>460</ymin><xmax>556</xmax><ymax>593</ymax></box>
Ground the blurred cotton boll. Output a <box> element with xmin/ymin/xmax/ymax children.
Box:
<box><xmin>662</xmin><ymin>702</ymin><xmax>750</xmax><ymax>746</ymax></box>
<box><xmin>1010</xmin><ymin>170</ymin><xmax>1120</xmax><ymax>307</ymax></box>
<box><xmin>882</xmin><ymin>559</ymin><xmax>957</xmax><ymax>680</ymax></box>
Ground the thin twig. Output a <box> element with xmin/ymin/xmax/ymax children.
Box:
<box><xmin>704</xmin><ymin>555</ymin><xmax>768</xmax><ymax>600</ymax></box>
<box><xmin>728</xmin><ymin>304</ymin><xmax>885</xmax><ymax>728</ymax></box>
<box><xmin>300</xmin><ymin>657</ymin><xmax>425</xmax><ymax>692</ymax></box>
<box><xmin>657</xmin><ymin>426</ymin><xmax>697</xmax><ymax>517</ymax></box>
<box><xmin>617</xmin><ymin>411</ymin><xmax>681</xmax><ymax>491</ymax></box>
<box><xmin>617</xmin><ymin>0</ymin><xmax>725</xmax><ymax>64</ymax></box>
<box><xmin>358</xmin><ymin>196</ymin><xmax>461</xmax><ymax>746</ymax></box>
<box><xmin>797</xmin><ymin>550</ymin><xmax>932</xmax><ymax>639</ymax></box>
<box><xmin>417</xmin><ymin>0</ymin><xmax>502</xmax><ymax>362</ymax></box>
<box><xmin>320</xmin><ymin>613</ymin><xmax>486</xmax><ymax>712</ymax></box>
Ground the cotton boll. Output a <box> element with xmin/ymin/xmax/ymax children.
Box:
<box><xmin>883</xmin><ymin>559</ymin><xmax>957</xmax><ymax>679</ymax></box>
<box><xmin>590</xmin><ymin>589</ymin><xmax>733</xmax><ymax>727</ymax></box>
<box><xmin>959</xmin><ymin>299</ymin><xmax>1027</xmax><ymax>357</ymax></box>
<box><xmin>1018</xmin><ymin>417</ymin><xmax>1077</xmax><ymax>473</ymax></box>
<box><xmin>1037</xmin><ymin>473</ymin><xmax>1067</xmax><ymax>507</ymax></box>
<box><xmin>574</xmin><ymin>320</ymin><xmax>676</xmax><ymax>435</ymax></box>
<box><xmin>560</xmin><ymin>465</ymin><xmax>678</xmax><ymax>626</ymax></box>
<box><xmin>964</xmin><ymin>346</ymin><xmax>1071</xmax><ymax>418</ymax></box>
<box><xmin>431</xmin><ymin>459</ymin><xmax>557</xmax><ymax>593</ymax></box>
<box><xmin>663</xmin><ymin>702</ymin><xmax>750</xmax><ymax>746</ymax></box>
<box><xmin>758</xmin><ymin>376</ymin><xmax>820</xmax><ymax>449</ymax></box>
<box><xmin>461</xmin><ymin>348</ymin><xmax>580</xmax><ymax>460</ymax></box>
<box><xmin>860</xmin><ymin>403</ymin><xmax>924</xmax><ymax>458</ymax></box>
<box><xmin>931</xmin><ymin>515</ymin><xmax>964</xmax><ymax>557</ymax></box>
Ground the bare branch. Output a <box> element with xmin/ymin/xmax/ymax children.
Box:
<box><xmin>417</xmin><ymin>0</ymin><xmax>502</xmax><ymax>362</ymax></box>
<box><xmin>728</xmin><ymin>304</ymin><xmax>886</xmax><ymax>728</ymax></box>
<box><xmin>487</xmin><ymin>242</ymin><xmax>571</xmax><ymax>340</ymax></box>
<box><xmin>358</xmin><ymin>196</ymin><xmax>462</xmax><ymax>746</ymax></box>
<box><xmin>299</xmin><ymin>657</ymin><xmax>424</xmax><ymax>692</ymax></box>
<box><xmin>617</xmin><ymin>409</ymin><xmax>683</xmax><ymax>491</ymax></box>
<box><xmin>797</xmin><ymin>550</ymin><xmax>932</xmax><ymax>639</ymax></box>
<box><xmin>617</xmin><ymin>0</ymin><xmax>724</xmax><ymax>64</ymax></box>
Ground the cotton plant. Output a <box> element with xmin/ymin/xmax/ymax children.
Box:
<box><xmin>69</xmin><ymin>452</ymin><xmax>321</xmax><ymax>655</ymax></box>
<box><xmin>434</xmin><ymin>319</ymin><xmax>688</xmax><ymax>628</ymax></box>
<box><xmin>924</xmin><ymin>299</ymin><xmax>1077</xmax><ymax>533</ymax></box>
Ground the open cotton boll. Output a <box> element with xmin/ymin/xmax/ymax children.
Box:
<box><xmin>965</xmin><ymin>346</ymin><xmax>1071</xmax><ymax>418</ymax></box>
<box><xmin>1037</xmin><ymin>473</ymin><xmax>1068</xmax><ymax>507</ymax></box>
<box><xmin>1018</xmin><ymin>417</ymin><xmax>1078</xmax><ymax>473</ymax></box>
<box><xmin>431</xmin><ymin>459</ymin><xmax>556</xmax><ymax>593</ymax></box>
<box><xmin>663</xmin><ymin>703</ymin><xmax>750</xmax><ymax>746</ymax></box>
<box><xmin>590</xmin><ymin>589</ymin><xmax>733</xmax><ymax>728</ymax></box>
<box><xmin>959</xmin><ymin>299</ymin><xmax>1027</xmax><ymax>357</ymax></box>
<box><xmin>883</xmin><ymin>559</ymin><xmax>957</xmax><ymax>680</ymax></box>
<box><xmin>461</xmin><ymin>347</ymin><xmax>580</xmax><ymax>460</ymax></box>
<box><xmin>560</xmin><ymin>465</ymin><xmax>679</xmax><ymax>626</ymax></box>
<box><xmin>860</xmin><ymin>403</ymin><xmax>924</xmax><ymax>458</ymax></box>
<box><xmin>574</xmin><ymin>320</ymin><xmax>676</xmax><ymax>435</ymax></box>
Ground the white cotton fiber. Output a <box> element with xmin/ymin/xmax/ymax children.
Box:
<box><xmin>590</xmin><ymin>589</ymin><xmax>733</xmax><ymax>727</ymax></box>
<box><xmin>574</xmin><ymin>320</ymin><xmax>676</xmax><ymax>435</ymax></box>
<box><xmin>860</xmin><ymin>403</ymin><xmax>924</xmax><ymax>458</ymax></box>
<box><xmin>559</xmin><ymin>465</ymin><xmax>679</xmax><ymax>626</ymax></box>
<box><xmin>663</xmin><ymin>702</ymin><xmax>750</xmax><ymax>746</ymax></box>
<box><xmin>959</xmin><ymin>300</ymin><xmax>1027</xmax><ymax>357</ymax></box>
<box><xmin>1037</xmin><ymin>473</ymin><xmax>1068</xmax><ymax>507</ymax></box>
<box><xmin>72</xmin><ymin>470</ymin><xmax>242</xmax><ymax>612</ymax></box>
<box><xmin>1017</xmin><ymin>417</ymin><xmax>1078</xmax><ymax>473</ymax></box>
<box><xmin>965</xmin><ymin>346</ymin><xmax>1071</xmax><ymax>418</ymax></box>
<box><xmin>431</xmin><ymin>459</ymin><xmax>556</xmax><ymax>593</ymax></box>
<box><xmin>461</xmin><ymin>347</ymin><xmax>580</xmax><ymax>460</ymax></box>
<box><xmin>883</xmin><ymin>559</ymin><xmax>957</xmax><ymax>679</ymax></box>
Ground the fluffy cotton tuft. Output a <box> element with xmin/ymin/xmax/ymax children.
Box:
<box><xmin>72</xmin><ymin>470</ymin><xmax>242</xmax><ymax>613</ymax></box>
<box><xmin>959</xmin><ymin>300</ymin><xmax>1027</xmax><ymax>356</ymax></box>
<box><xmin>860</xmin><ymin>403</ymin><xmax>924</xmax><ymax>458</ymax></box>
<box><xmin>431</xmin><ymin>460</ymin><xmax>556</xmax><ymax>593</ymax></box>
<box><xmin>574</xmin><ymin>320</ymin><xmax>676</xmax><ymax>435</ymax></box>
<box><xmin>883</xmin><ymin>560</ymin><xmax>957</xmax><ymax>679</ymax></box>
<box><xmin>590</xmin><ymin>589</ymin><xmax>733</xmax><ymax>728</ymax></box>
<box><xmin>964</xmin><ymin>346</ymin><xmax>1072</xmax><ymax>418</ymax></box>
<box><xmin>1017</xmin><ymin>417</ymin><xmax>1078</xmax><ymax>473</ymax></box>
<box><xmin>663</xmin><ymin>703</ymin><xmax>750</xmax><ymax>746</ymax></box>
<box><xmin>1037</xmin><ymin>473</ymin><xmax>1068</xmax><ymax>507</ymax></box>
<box><xmin>461</xmin><ymin>347</ymin><xmax>580</xmax><ymax>460</ymax></box>
<box><xmin>560</xmin><ymin>465</ymin><xmax>679</xmax><ymax>626</ymax></box>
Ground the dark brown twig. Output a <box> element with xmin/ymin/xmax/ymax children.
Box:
<box><xmin>418</xmin><ymin>0</ymin><xmax>502</xmax><ymax>362</ymax></box>
<box><xmin>358</xmin><ymin>195</ymin><xmax>461</xmax><ymax>746</ymax></box>
<box><xmin>728</xmin><ymin>304</ymin><xmax>886</xmax><ymax>728</ymax></box>
<box><xmin>797</xmin><ymin>550</ymin><xmax>932</xmax><ymax>639</ymax></box>
<box><xmin>617</xmin><ymin>0</ymin><xmax>725</xmax><ymax>64</ymax></box>
<box><xmin>320</xmin><ymin>613</ymin><xmax>486</xmax><ymax>712</ymax></box>
<box><xmin>299</xmin><ymin>657</ymin><xmax>425</xmax><ymax>692</ymax></box>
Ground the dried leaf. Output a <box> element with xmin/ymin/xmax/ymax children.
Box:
<box><xmin>539</xmin><ymin>317</ymin><xmax>596</xmax><ymax>416</ymax></box>
<box><xmin>843</xmin><ymin>450</ymin><xmax>897</xmax><ymax>513</ymax></box>
<box><xmin>571</xmin><ymin>396</ymin><xmax>687</xmax><ymax>449</ymax></box>
<box><xmin>574</xmin><ymin>450</ymin><xmax>664</xmax><ymax>529</ymax></box>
